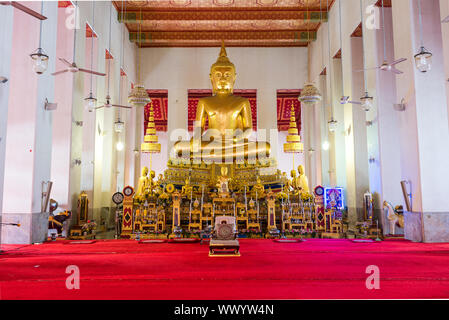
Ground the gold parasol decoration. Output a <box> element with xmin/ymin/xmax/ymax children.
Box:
<box><xmin>141</xmin><ymin>103</ymin><xmax>161</xmax><ymax>169</ymax></box>
<box><xmin>283</xmin><ymin>103</ymin><xmax>303</xmax><ymax>168</ymax></box>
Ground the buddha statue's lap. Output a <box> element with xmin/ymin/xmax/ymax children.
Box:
<box><xmin>172</xmin><ymin>42</ymin><xmax>271</xmax><ymax>163</ymax></box>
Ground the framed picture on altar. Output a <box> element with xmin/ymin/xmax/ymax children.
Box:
<box><xmin>324</xmin><ymin>187</ymin><xmax>344</xmax><ymax>210</ymax></box>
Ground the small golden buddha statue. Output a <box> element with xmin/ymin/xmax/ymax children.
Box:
<box><xmin>297</xmin><ymin>165</ymin><xmax>310</xmax><ymax>194</ymax></box>
<box><xmin>181</xmin><ymin>178</ymin><xmax>194</xmax><ymax>198</ymax></box>
<box><xmin>135</xmin><ymin>167</ymin><xmax>149</xmax><ymax>201</ymax></box>
<box><xmin>289</xmin><ymin>169</ymin><xmax>299</xmax><ymax>193</ymax></box>
<box><xmin>146</xmin><ymin>170</ymin><xmax>156</xmax><ymax>195</ymax></box>
<box><xmin>173</xmin><ymin>42</ymin><xmax>271</xmax><ymax>163</ymax></box>
<box><xmin>216</xmin><ymin>166</ymin><xmax>230</xmax><ymax>194</ymax></box>
<box><xmin>252</xmin><ymin>177</ymin><xmax>265</xmax><ymax>199</ymax></box>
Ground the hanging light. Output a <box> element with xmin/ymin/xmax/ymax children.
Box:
<box><xmin>414</xmin><ymin>46</ymin><xmax>432</xmax><ymax>73</ymax></box>
<box><xmin>85</xmin><ymin>92</ymin><xmax>97</xmax><ymax>112</ymax></box>
<box><xmin>128</xmin><ymin>84</ymin><xmax>151</xmax><ymax>107</ymax></box>
<box><xmin>114</xmin><ymin>119</ymin><xmax>125</xmax><ymax>133</ymax></box>
<box><xmin>414</xmin><ymin>0</ymin><xmax>432</xmax><ymax>73</ymax></box>
<box><xmin>328</xmin><ymin>117</ymin><xmax>338</xmax><ymax>132</ymax></box>
<box><xmin>298</xmin><ymin>83</ymin><xmax>322</xmax><ymax>105</ymax></box>
<box><xmin>85</xmin><ymin>2</ymin><xmax>96</xmax><ymax>113</ymax></box>
<box><xmin>30</xmin><ymin>2</ymin><xmax>49</xmax><ymax>75</ymax></box>
<box><xmin>299</xmin><ymin>1</ymin><xmax>322</xmax><ymax>106</ymax></box>
<box><xmin>322</xmin><ymin>141</ymin><xmax>330</xmax><ymax>151</ymax></box>
<box><xmin>116</xmin><ymin>141</ymin><xmax>124</xmax><ymax>151</ymax></box>
<box><xmin>128</xmin><ymin>6</ymin><xmax>151</xmax><ymax>107</ymax></box>
<box><xmin>360</xmin><ymin>91</ymin><xmax>374</xmax><ymax>112</ymax></box>
<box><xmin>30</xmin><ymin>48</ymin><xmax>49</xmax><ymax>74</ymax></box>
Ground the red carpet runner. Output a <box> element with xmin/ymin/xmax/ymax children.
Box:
<box><xmin>1</xmin><ymin>239</ymin><xmax>449</xmax><ymax>299</ymax></box>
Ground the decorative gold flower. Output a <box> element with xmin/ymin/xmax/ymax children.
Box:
<box><xmin>166</xmin><ymin>184</ymin><xmax>175</xmax><ymax>193</ymax></box>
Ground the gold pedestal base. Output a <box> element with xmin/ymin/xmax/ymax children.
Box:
<box><xmin>164</xmin><ymin>158</ymin><xmax>281</xmax><ymax>189</ymax></box>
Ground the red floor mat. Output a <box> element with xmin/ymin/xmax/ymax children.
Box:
<box><xmin>1</xmin><ymin>239</ymin><xmax>449</xmax><ymax>300</ymax></box>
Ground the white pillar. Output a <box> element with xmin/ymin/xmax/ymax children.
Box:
<box><xmin>2</xmin><ymin>1</ymin><xmax>58</xmax><ymax>244</ymax></box>
<box><xmin>392</xmin><ymin>0</ymin><xmax>449</xmax><ymax>242</ymax></box>
<box><xmin>365</xmin><ymin>5</ymin><xmax>405</xmax><ymax>234</ymax></box>
<box><xmin>0</xmin><ymin>5</ymin><xmax>14</xmax><ymax>244</ymax></box>
<box><xmin>339</xmin><ymin>0</ymin><xmax>370</xmax><ymax>227</ymax></box>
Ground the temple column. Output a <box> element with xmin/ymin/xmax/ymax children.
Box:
<box><xmin>339</xmin><ymin>0</ymin><xmax>370</xmax><ymax>227</ymax></box>
<box><xmin>257</xmin><ymin>88</ymin><xmax>278</xmax><ymax>163</ymax></box>
<box><xmin>167</xmin><ymin>88</ymin><xmax>188</xmax><ymax>160</ymax></box>
<box><xmin>0</xmin><ymin>4</ymin><xmax>14</xmax><ymax>244</ymax></box>
<box><xmin>2</xmin><ymin>1</ymin><xmax>58</xmax><ymax>244</ymax></box>
<box><xmin>364</xmin><ymin>4</ymin><xmax>405</xmax><ymax>233</ymax></box>
<box><xmin>319</xmin><ymin>73</ymin><xmax>331</xmax><ymax>187</ymax></box>
<box><xmin>392</xmin><ymin>0</ymin><xmax>449</xmax><ymax>242</ymax></box>
<box><xmin>441</xmin><ymin>0</ymin><xmax>449</xmax><ymax>126</ymax></box>
<box><xmin>50</xmin><ymin>4</ymin><xmax>75</xmax><ymax>212</ymax></box>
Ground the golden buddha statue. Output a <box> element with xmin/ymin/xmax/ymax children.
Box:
<box><xmin>297</xmin><ymin>165</ymin><xmax>310</xmax><ymax>194</ymax></box>
<box><xmin>181</xmin><ymin>178</ymin><xmax>194</xmax><ymax>199</ymax></box>
<box><xmin>147</xmin><ymin>170</ymin><xmax>156</xmax><ymax>195</ymax></box>
<box><xmin>251</xmin><ymin>177</ymin><xmax>265</xmax><ymax>199</ymax></box>
<box><xmin>216</xmin><ymin>166</ymin><xmax>230</xmax><ymax>194</ymax></box>
<box><xmin>289</xmin><ymin>169</ymin><xmax>299</xmax><ymax>193</ymax></box>
<box><xmin>173</xmin><ymin>42</ymin><xmax>271</xmax><ymax>163</ymax></box>
<box><xmin>135</xmin><ymin>167</ymin><xmax>149</xmax><ymax>201</ymax></box>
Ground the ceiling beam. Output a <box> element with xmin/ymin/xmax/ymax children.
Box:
<box><xmin>129</xmin><ymin>30</ymin><xmax>317</xmax><ymax>43</ymax></box>
<box><xmin>139</xmin><ymin>42</ymin><xmax>309</xmax><ymax>48</ymax></box>
<box><xmin>118</xmin><ymin>10</ymin><xmax>328</xmax><ymax>22</ymax></box>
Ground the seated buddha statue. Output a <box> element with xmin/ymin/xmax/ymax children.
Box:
<box><xmin>216</xmin><ymin>166</ymin><xmax>230</xmax><ymax>195</ymax></box>
<box><xmin>289</xmin><ymin>169</ymin><xmax>300</xmax><ymax>194</ymax></box>
<box><xmin>251</xmin><ymin>177</ymin><xmax>265</xmax><ymax>199</ymax></box>
<box><xmin>147</xmin><ymin>170</ymin><xmax>157</xmax><ymax>195</ymax></box>
<box><xmin>173</xmin><ymin>42</ymin><xmax>271</xmax><ymax>163</ymax></box>
<box><xmin>181</xmin><ymin>178</ymin><xmax>194</xmax><ymax>199</ymax></box>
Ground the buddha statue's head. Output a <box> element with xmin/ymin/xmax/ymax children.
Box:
<box><xmin>298</xmin><ymin>165</ymin><xmax>305</xmax><ymax>175</ymax></box>
<box><xmin>210</xmin><ymin>41</ymin><xmax>236</xmax><ymax>95</ymax></box>
<box><xmin>141</xmin><ymin>166</ymin><xmax>149</xmax><ymax>177</ymax></box>
<box><xmin>291</xmin><ymin>170</ymin><xmax>297</xmax><ymax>178</ymax></box>
<box><xmin>150</xmin><ymin>170</ymin><xmax>155</xmax><ymax>178</ymax></box>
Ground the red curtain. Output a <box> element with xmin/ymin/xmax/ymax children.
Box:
<box><xmin>277</xmin><ymin>89</ymin><xmax>301</xmax><ymax>132</ymax></box>
<box><xmin>144</xmin><ymin>90</ymin><xmax>168</xmax><ymax>132</ymax></box>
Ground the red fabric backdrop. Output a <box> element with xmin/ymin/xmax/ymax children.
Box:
<box><xmin>144</xmin><ymin>90</ymin><xmax>168</xmax><ymax>132</ymax></box>
<box><xmin>142</xmin><ymin>89</ymin><xmax>300</xmax><ymax>133</ymax></box>
<box><xmin>277</xmin><ymin>89</ymin><xmax>301</xmax><ymax>132</ymax></box>
<box><xmin>188</xmin><ymin>89</ymin><xmax>257</xmax><ymax>132</ymax></box>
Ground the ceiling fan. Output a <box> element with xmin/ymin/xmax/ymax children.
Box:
<box><xmin>52</xmin><ymin>57</ymin><xmax>106</xmax><ymax>77</ymax></box>
<box><xmin>340</xmin><ymin>96</ymin><xmax>361</xmax><ymax>105</ymax></box>
<box><xmin>357</xmin><ymin>58</ymin><xmax>407</xmax><ymax>75</ymax></box>
<box><xmin>94</xmin><ymin>94</ymin><xmax>131</xmax><ymax>111</ymax></box>
<box><xmin>356</xmin><ymin>0</ymin><xmax>407</xmax><ymax>75</ymax></box>
<box><xmin>0</xmin><ymin>1</ymin><xmax>47</xmax><ymax>20</ymax></box>
<box><xmin>52</xmin><ymin>1</ymin><xmax>105</xmax><ymax>78</ymax></box>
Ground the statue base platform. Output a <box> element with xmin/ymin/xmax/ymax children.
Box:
<box><xmin>164</xmin><ymin>158</ymin><xmax>283</xmax><ymax>190</ymax></box>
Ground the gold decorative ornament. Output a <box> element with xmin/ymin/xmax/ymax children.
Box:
<box><xmin>298</xmin><ymin>82</ymin><xmax>322</xmax><ymax>105</ymax></box>
<box><xmin>166</xmin><ymin>184</ymin><xmax>175</xmax><ymax>193</ymax></box>
<box><xmin>283</xmin><ymin>103</ymin><xmax>304</xmax><ymax>154</ymax></box>
<box><xmin>128</xmin><ymin>84</ymin><xmax>151</xmax><ymax>107</ymax></box>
